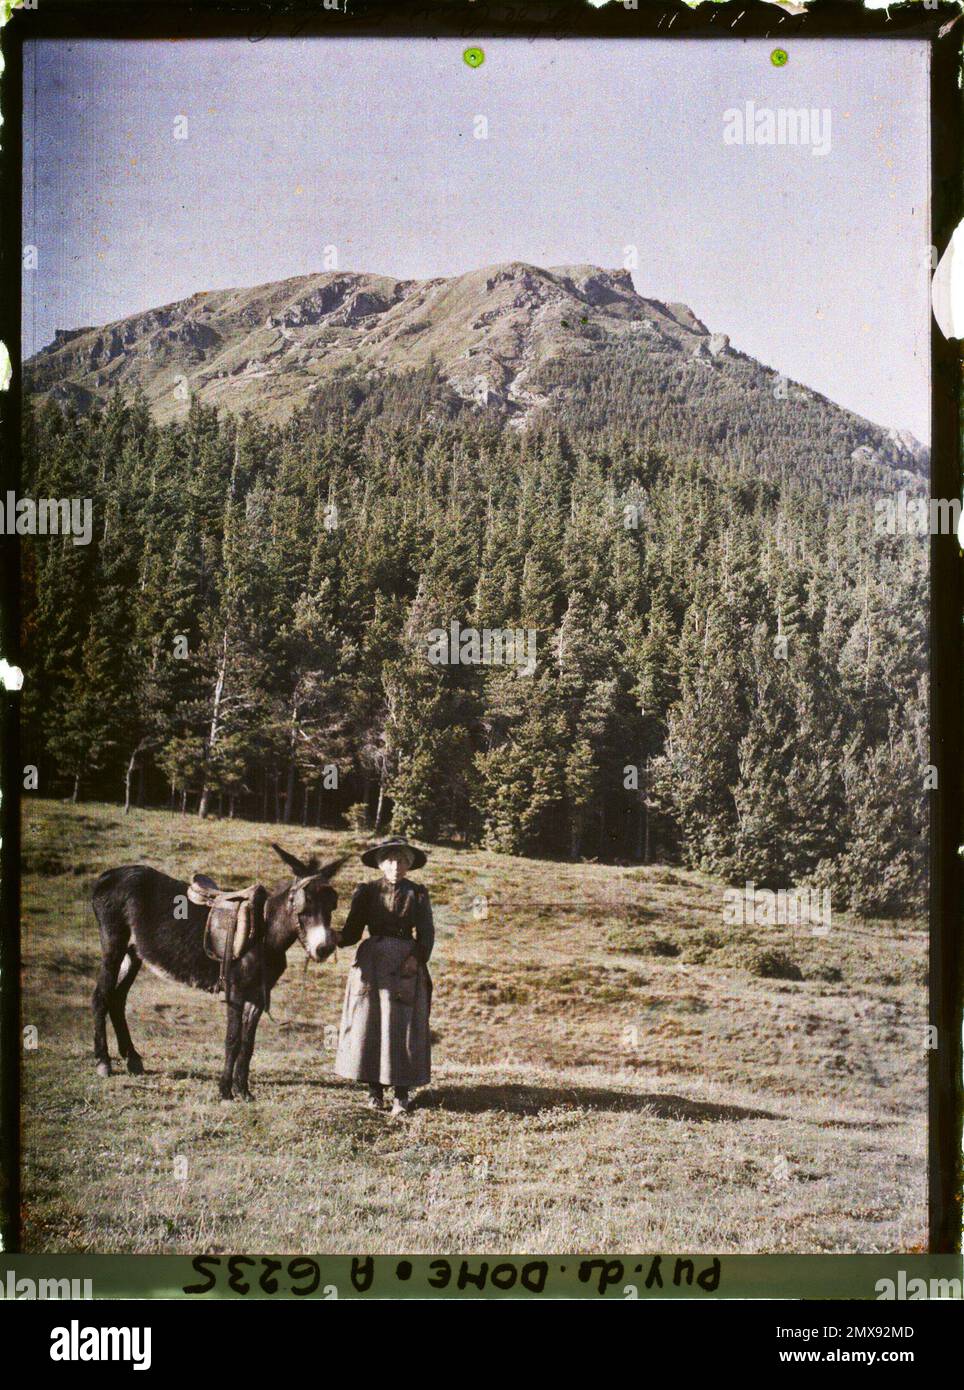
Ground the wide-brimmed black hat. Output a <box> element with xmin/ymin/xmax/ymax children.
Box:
<box><xmin>360</xmin><ymin>836</ymin><xmax>428</xmax><ymax>871</ymax></box>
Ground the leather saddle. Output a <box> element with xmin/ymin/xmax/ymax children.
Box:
<box><xmin>187</xmin><ymin>874</ymin><xmax>268</xmax><ymax>995</ymax></box>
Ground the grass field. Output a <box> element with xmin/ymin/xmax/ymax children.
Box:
<box><xmin>19</xmin><ymin>799</ymin><xmax>927</xmax><ymax>1254</ymax></box>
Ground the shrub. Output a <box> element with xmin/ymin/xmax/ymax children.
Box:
<box><xmin>751</xmin><ymin>949</ymin><xmax>803</xmax><ymax>981</ymax></box>
<box><xmin>651</xmin><ymin>937</ymin><xmax>682</xmax><ymax>958</ymax></box>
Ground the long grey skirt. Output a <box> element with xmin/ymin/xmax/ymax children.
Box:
<box><xmin>334</xmin><ymin>936</ymin><xmax>432</xmax><ymax>1088</ymax></box>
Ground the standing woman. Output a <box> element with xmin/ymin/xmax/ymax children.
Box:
<box><xmin>334</xmin><ymin>837</ymin><xmax>433</xmax><ymax>1115</ymax></box>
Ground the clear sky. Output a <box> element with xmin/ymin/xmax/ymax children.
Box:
<box><xmin>23</xmin><ymin>36</ymin><xmax>931</xmax><ymax>441</ymax></box>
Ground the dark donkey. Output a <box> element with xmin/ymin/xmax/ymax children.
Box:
<box><xmin>91</xmin><ymin>844</ymin><xmax>347</xmax><ymax>1100</ymax></box>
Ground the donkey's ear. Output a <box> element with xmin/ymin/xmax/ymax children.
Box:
<box><xmin>271</xmin><ymin>843</ymin><xmax>311</xmax><ymax>878</ymax></box>
<box><xmin>317</xmin><ymin>854</ymin><xmax>351</xmax><ymax>882</ymax></box>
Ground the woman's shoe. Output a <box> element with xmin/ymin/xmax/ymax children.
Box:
<box><xmin>365</xmin><ymin>1085</ymin><xmax>386</xmax><ymax>1111</ymax></box>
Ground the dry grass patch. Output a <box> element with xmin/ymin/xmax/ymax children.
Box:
<box><xmin>19</xmin><ymin>799</ymin><xmax>926</xmax><ymax>1253</ymax></box>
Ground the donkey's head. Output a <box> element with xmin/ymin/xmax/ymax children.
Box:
<box><xmin>272</xmin><ymin>844</ymin><xmax>349</xmax><ymax>962</ymax></box>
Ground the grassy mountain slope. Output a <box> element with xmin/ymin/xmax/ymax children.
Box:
<box><xmin>25</xmin><ymin>262</ymin><xmax>927</xmax><ymax>483</ymax></box>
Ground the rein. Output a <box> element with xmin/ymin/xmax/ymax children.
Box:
<box><xmin>266</xmin><ymin>873</ymin><xmax>341</xmax><ymax>1008</ymax></box>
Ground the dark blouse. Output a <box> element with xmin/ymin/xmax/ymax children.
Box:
<box><xmin>339</xmin><ymin>877</ymin><xmax>435</xmax><ymax>962</ymax></box>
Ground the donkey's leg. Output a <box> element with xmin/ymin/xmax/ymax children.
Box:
<box><xmin>232</xmin><ymin>1000</ymin><xmax>263</xmax><ymax>1101</ymax></box>
<box><xmin>108</xmin><ymin>948</ymin><xmax>144</xmax><ymax>1074</ymax></box>
<box><xmin>219</xmin><ymin>1001</ymin><xmax>245</xmax><ymax>1100</ymax></box>
<box><xmin>92</xmin><ymin>935</ymin><xmax>129</xmax><ymax>1078</ymax></box>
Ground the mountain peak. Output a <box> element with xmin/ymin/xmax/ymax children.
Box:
<box><xmin>23</xmin><ymin>261</ymin><xmax>926</xmax><ymax>481</ymax></box>
<box><xmin>26</xmin><ymin>261</ymin><xmax>709</xmax><ymax>425</ymax></box>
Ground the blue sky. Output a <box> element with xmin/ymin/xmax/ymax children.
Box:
<box><xmin>23</xmin><ymin>36</ymin><xmax>931</xmax><ymax>440</ymax></box>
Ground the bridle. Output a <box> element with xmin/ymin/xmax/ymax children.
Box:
<box><xmin>290</xmin><ymin>874</ymin><xmax>339</xmax><ymax>965</ymax></box>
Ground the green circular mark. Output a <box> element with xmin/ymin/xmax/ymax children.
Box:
<box><xmin>771</xmin><ymin>48</ymin><xmax>788</xmax><ymax>68</ymax></box>
<box><xmin>463</xmin><ymin>46</ymin><xmax>485</xmax><ymax>69</ymax></box>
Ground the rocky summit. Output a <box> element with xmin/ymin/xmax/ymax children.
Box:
<box><xmin>25</xmin><ymin>261</ymin><xmax>927</xmax><ymax>478</ymax></box>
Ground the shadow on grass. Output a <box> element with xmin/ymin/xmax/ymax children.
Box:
<box><xmin>419</xmin><ymin>1083</ymin><xmax>780</xmax><ymax>1122</ymax></box>
<box><xmin>167</xmin><ymin>1068</ymin><xmax>350</xmax><ymax>1091</ymax></box>
<box><xmin>157</xmin><ymin>1074</ymin><xmax>790</xmax><ymax>1123</ymax></box>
